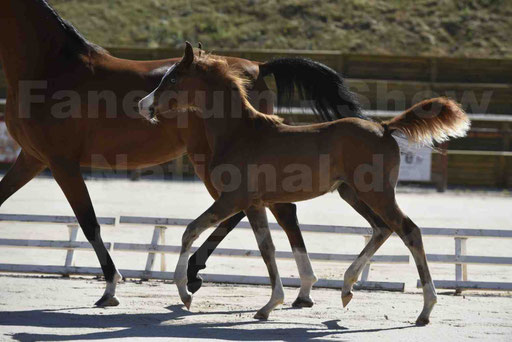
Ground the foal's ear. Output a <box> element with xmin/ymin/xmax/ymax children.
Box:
<box><xmin>181</xmin><ymin>41</ymin><xmax>195</xmax><ymax>68</ymax></box>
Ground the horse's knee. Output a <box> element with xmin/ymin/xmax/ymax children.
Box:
<box><xmin>397</xmin><ymin>219</ymin><xmax>423</xmax><ymax>249</ymax></box>
<box><xmin>182</xmin><ymin>226</ymin><xmax>200</xmax><ymax>246</ymax></box>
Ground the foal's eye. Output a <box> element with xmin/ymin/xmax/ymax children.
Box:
<box><xmin>170</xmin><ymin>78</ymin><xmax>176</xmax><ymax>84</ymax></box>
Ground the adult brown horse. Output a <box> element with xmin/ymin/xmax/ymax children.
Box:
<box><xmin>139</xmin><ymin>43</ymin><xmax>470</xmax><ymax>323</ymax></box>
<box><xmin>0</xmin><ymin>0</ymin><xmax>363</xmax><ymax>307</ymax></box>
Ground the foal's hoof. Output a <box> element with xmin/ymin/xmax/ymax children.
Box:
<box><xmin>94</xmin><ymin>295</ymin><xmax>120</xmax><ymax>307</ymax></box>
<box><xmin>187</xmin><ymin>275</ymin><xmax>203</xmax><ymax>294</ymax></box>
<box><xmin>254</xmin><ymin>310</ymin><xmax>269</xmax><ymax>321</ymax></box>
<box><xmin>341</xmin><ymin>292</ymin><xmax>353</xmax><ymax>308</ymax></box>
<box><xmin>292</xmin><ymin>296</ymin><xmax>314</xmax><ymax>308</ymax></box>
<box><xmin>181</xmin><ymin>294</ymin><xmax>193</xmax><ymax>310</ymax></box>
<box><xmin>415</xmin><ymin>316</ymin><xmax>430</xmax><ymax>326</ymax></box>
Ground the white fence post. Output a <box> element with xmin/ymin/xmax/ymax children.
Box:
<box><xmin>159</xmin><ymin>226</ymin><xmax>167</xmax><ymax>272</ymax></box>
<box><xmin>64</xmin><ymin>225</ymin><xmax>79</xmax><ymax>276</ymax></box>
<box><xmin>360</xmin><ymin>235</ymin><xmax>371</xmax><ymax>282</ymax></box>
<box><xmin>455</xmin><ymin>237</ymin><xmax>468</xmax><ymax>293</ymax></box>
<box><xmin>143</xmin><ymin>226</ymin><xmax>166</xmax><ymax>279</ymax></box>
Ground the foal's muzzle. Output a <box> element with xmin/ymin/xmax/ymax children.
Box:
<box><xmin>138</xmin><ymin>91</ymin><xmax>156</xmax><ymax>120</ymax></box>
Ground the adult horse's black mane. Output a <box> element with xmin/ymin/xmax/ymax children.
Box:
<box><xmin>260</xmin><ymin>57</ymin><xmax>366</xmax><ymax>121</ymax></box>
<box><xmin>41</xmin><ymin>0</ymin><xmax>107</xmax><ymax>55</ymax></box>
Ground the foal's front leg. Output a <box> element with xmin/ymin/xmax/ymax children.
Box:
<box><xmin>175</xmin><ymin>197</ymin><xmax>239</xmax><ymax>309</ymax></box>
<box><xmin>269</xmin><ymin>203</ymin><xmax>317</xmax><ymax>308</ymax></box>
<box><xmin>246</xmin><ymin>207</ymin><xmax>284</xmax><ymax>320</ymax></box>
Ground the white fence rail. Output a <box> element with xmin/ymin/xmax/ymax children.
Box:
<box><xmin>418</xmin><ymin>228</ymin><xmax>512</xmax><ymax>291</ymax></box>
<box><xmin>0</xmin><ymin>214</ymin><xmax>407</xmax><ymax>291</ymax></box>
<box><xmin>1</xmin><ymin>214</ymin><xmax>511</xmax><ymax>292</ymax></box>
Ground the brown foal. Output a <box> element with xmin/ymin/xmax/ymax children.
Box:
<box><xmin>0</xmin><ymin>0</ymin><xmax>364</xmax><ymax>307</ymax></box>
<box><xmin>140</xmin><ymin>43</ymin><xmax>470</xmax><ymax>324</ymax></box>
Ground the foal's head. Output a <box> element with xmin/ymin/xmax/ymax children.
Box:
<box><xmin>138</xmin><ymin>42</ymin><xmax>251</xmax><ymax>122</ymax></box>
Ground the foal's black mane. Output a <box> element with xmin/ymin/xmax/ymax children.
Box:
<box><xmin>42</xmin><ymin>0</ymin><xmax>107</xmax><ymax>56</ymax></box>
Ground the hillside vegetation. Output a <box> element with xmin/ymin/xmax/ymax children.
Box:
<box><xmin>52</xmin><ymin>0</ymin><xmax>512</xmax><ymax>58</ymax></box>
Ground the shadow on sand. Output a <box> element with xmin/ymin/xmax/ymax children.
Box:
<box><xmin>2</xmin><ymin>305</ymin><xmax>416</xmax><ymax>341</ymax></box>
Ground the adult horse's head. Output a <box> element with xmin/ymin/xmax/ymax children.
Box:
<box><xmin>138</xmin><ymin>42</ymin><xmax>201</xmax><ymax>122</ymax></box>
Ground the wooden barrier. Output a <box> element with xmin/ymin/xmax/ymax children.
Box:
<box><xmin>0</xmin><ymin>213</ymin><xmax>115</xmax><ymax>225</ymax></box>
<box><xmin>0</xmin><ymin>214</ymin><xmax>115</xmax><ymax>277</ymax></box>
<box><xmin>0</xmin><ymin>213</ymin><xmax>408</xmax><ymax>292</ymax></box>
<box><xmin>122</xmin><ymin>217</ymin><xmax>512</xmax><ymax>292</ymax></box>
<box><xmin>106</xmin><ymin>47</ymin><xmax>512</xmax><ymax>84</ymax></box>
<box><xmin>417</xmin><ymin>228</ymin><xmax>512</xmax><ymax>292</ymax></box>
<box><xmin>1</xmin><ymin>214</ymin><xmax>511</xmax><ymax>292</ymax></box>
<box><xmin>118</xmin><ymin>217</ymin><xmax>408</xmax><ymax>283</ymax></box>
<box><xmin>1</xmin><ymin>49</ymin><xmax>512</xmax><ymax>113</ymax></box>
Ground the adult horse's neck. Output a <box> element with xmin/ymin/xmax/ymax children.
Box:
<box><xmin>0</xmin><ymin>0</ymin><xmax>92</xmax><ymax>87</ymax></box>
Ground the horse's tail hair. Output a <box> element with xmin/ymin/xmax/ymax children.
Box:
<box><xmin>259</xmin><ymin>57</ymin><xmax>366</xmax><ymax>122</ymax></box>
<box><xmin>383</xmin><ymin>97</ymin><xmax>470</xmax><ymax>146</ymax></box>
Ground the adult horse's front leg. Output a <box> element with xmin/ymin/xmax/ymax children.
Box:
<box><xmin>50</xmin><ymin>160</ymin><xmax>122</xmax><ymax>306</ymax></box>
<box><xmin>0</xmin><ymin>150</ymin><xmax>46</xmax><ymax>206</ymax></box>
<box><xmin>246</xmin><ymin>206</ymin><xmax>284</xmax><ymax>320</ymax></box>
<box><xmin>175</xmin><ymin>196</ymin><xmax>240</xmax><ymax>309</ymax></box>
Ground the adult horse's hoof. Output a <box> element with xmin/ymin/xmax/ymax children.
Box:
<box><xmin>292</xmin><ymin>296</ymin><xmax>314</xmax><ymax>308</ymax></box>
<box><xmin>187</xmin><ymin>275</ymin><xmax>203</xmax><ymax>294</ymax></box>
<box><xmin>341</xmin><ymin>292</ymin><xmax>353</xmax><ymax>308</ymax></box>
<box><xmin>254</xmin><ymin>310</ymin><xmax>269</xmax><ymax>320</ymax></box>
<box><xmin>415</xmin><ymin>316</ymin><xmax>430</xmax><ymax>326</ymax></box>
<box><xmin>94</xmin><ymin>295</ymin><xmax>120</xmax><ymax>307</ymax></box>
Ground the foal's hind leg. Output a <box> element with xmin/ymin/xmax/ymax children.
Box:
<box><xmin>246</xmin><ymin>206</ymin><xmax>284</xmax><ymax>320</ymax></box>
<box><xmin>357</xmin><ymin>190</ymin><xmax>437</xmax><ymax>325</ymax></box>
<box><xmin>269</xmin><ymin>203</ymin><xmax>317</xmax><ymax>308</ymax></box>
<box><xmin>336</xmin><ymin>184</ymin><xmax>393</xmax><ymax>308</ymax></box>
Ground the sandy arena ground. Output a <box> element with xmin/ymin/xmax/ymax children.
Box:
<box><xmin>0</xmin><ymin>177</ymin><xmax>511</xmax><ymax>341</ymax></box>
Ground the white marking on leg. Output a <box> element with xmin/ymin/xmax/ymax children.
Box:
<box><xmin>343</xmin><ymin>251</ymin><xmax>370</xmax><ymax>294</ymax></box>
<box><xmin>293</xmin><ymin>249</ymin><xmax>317</xmax><ymax>299</ymax></box>
<box><xmin>174</xmin><ymin>251</ymin><xmax>191</xmax><ymax>300</ymax></box>
<box><xmin>421</xmin><ymin>281</ymin><xmax>437</xmax><ymax>313</ymax></box>
<box><xmin>103</xmin><ymin>271</ymin><xmax>122</xmax><ymax>297</ymax></box>
<box><xmin>256</xmin><ymin>277</ymin><xmax>284</xmax><ymax>319</ymax></box>
<box><xmin>248</xmin><ymin>209</ymin><xmax>284</xmax><ymax>319</ymax></box>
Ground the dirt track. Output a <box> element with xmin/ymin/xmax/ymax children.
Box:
<box><xmin>1</xmin><ymin>275</ymin><xmax>511</xmax><ymax>341</ymax></box>
<box><xmin>0</xmin><ymin>178</ymin><xmax>511</xmax><ymax>341</ymax></box>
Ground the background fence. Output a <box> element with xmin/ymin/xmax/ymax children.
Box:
<box><xmin>1</xmin><ymin>48</ymin><xmax>512</xmax><ymax>113</ymax></box>
<box><xmin>0</xmin><ymin>49</ymin><xmax>511</xmax><ymax>188</ymax></box>
<box><xmin>0</xmin><ymin>213</ymin><xmax>511</xmax><ymax>292</ymax></box>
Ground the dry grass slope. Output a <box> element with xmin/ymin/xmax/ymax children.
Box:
<box><xmin>52</xmin><ymin>0</ymin><xmax>512</xmax><ymax>57</ymax></box>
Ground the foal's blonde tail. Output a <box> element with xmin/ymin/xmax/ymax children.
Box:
<box><xmin>383</xmin><ymin>97</ymin><xmax>470</xmax><ymax>146</ymax></box>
